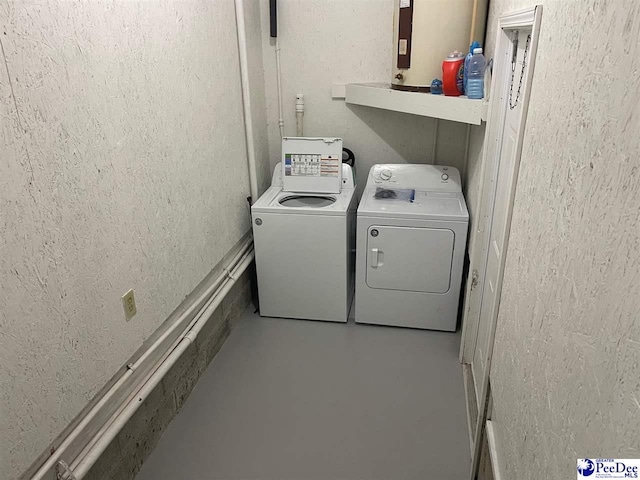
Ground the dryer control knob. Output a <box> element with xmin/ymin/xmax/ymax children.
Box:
<box><xmin>441</xmin><ymin>173</ymin><xmax>449</xmax><ymax>181</ymax></box>
<box><xmin>380</xmin><ymin>169</ymin><xmax>392</xmax><ymax>181</ymax></box>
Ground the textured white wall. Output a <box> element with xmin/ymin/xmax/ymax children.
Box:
<box><xmin>0</xmin><ymin>1</ymin><xmax>259</xmax><ymax>478</ymax></box>
<box><xmin>464</xmin><ymin>0</ymin><xmax>640</xmax><ymax>477</ymax></box>
<box><xmin>259</xmin><ymin>0</ymin><xmax>468</xmax><ymax>193</ymax></box>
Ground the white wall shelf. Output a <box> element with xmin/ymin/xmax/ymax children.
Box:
<box><xmin>343</xmin><ymin>83</ymin><xmax>487</xmax><ymax>125</ymax></box>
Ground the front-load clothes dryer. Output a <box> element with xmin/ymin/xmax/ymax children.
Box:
<box><xmin>355</xmin><ymin>164</ymin><xmax>468</xmax><ymax>331</ymax></box>
<box><xmin>252</xmin><ymin>137</ymin><xmax>357</xmax><ymax>322</ymax></box>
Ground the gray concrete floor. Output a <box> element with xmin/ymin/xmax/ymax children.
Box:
<box><xmin>137</xmin><ymin>308</ymin><xmax>470</xmax><ymax>480</ymax></box>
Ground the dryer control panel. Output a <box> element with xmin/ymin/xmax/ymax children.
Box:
<box><xmin>367</xmin><ymin>164</ymin><xmax>461</xmax><ymax>192</ymax></box>
<box><xmin>282</xmin><ymin>137</ymin><xmax>343</xmax><ymax>193</ymax></box>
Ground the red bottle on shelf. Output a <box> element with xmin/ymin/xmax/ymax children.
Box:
<box><xmin>442</xmin><ymin>51</ymin><xmax>465</xmax><ymax>96</ymax></box>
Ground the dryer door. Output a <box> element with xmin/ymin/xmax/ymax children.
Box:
<box><xmin>365</xmin><ymin>225</ymin><xmax>454</xmax><ymax>293</ymax></box>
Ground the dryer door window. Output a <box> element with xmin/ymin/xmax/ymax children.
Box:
<box><xmin>365</xmin><ymin>225</ymin><xmax>454</xmax><ymax>293</ymax></box>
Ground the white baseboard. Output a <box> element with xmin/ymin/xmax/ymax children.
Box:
<box><xmin>461</xmin><ymin>363</ymin><xmax>477</xmax><ymax>456</ymax></box>
<box><xmin>485</xmin><ymin>420</ymin><xmax>503</xmax><ymax>480</ymax></box>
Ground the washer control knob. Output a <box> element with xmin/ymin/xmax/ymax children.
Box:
<box><xmin>441</xmin><ymin>173</ymin><xmax>449</xmax><ymax>181</ymax></box>
<box><xmin>371</xmin><ymin>229</ymin><xmax>379</xmax><ymax>237</ymax></box>
<box><xmin>380</xmin><ymin>169</ymin><xmax>392</xmax><ymax>181</ymax></box>
<box><xmin>255</xmin><ymin>218</ymin><xmax>263</xmax><ymax>226</ymax></box>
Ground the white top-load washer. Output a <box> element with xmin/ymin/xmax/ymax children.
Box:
<box><xmin>252</xmin><ymin>137</ymin><xmax>357</xmax><ymax>322</ymax></box>
<box><xmin>355</xmin><ymin>164</ymin><xmax>468</xmax><ymax>331</ymax></box>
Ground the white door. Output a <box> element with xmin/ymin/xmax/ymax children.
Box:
<box><xmin>467</xmin><ymin>7</ymin><xmax>543</xmax><ymax>479</ymax></box>
<box><xmin>471</xmin><ymin>28</ymin><xmax>533</xmax><ymax>391</ymax></box>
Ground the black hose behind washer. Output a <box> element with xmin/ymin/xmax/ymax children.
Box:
<box><xmin>342</xmin><ymin>147</ymin><xmax>355</xmax><ymax>167</ymax></box>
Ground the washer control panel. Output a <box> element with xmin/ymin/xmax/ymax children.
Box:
<box><xmin>284</xmin><ymin>154</ymin><xmax>340</xmax><ymax>178</ymax></box>
<box><xmin>282</xmin><ymin>137</ymin><xmax>343</xmax><ymax>194</ymax></box>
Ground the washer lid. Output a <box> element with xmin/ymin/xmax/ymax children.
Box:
<box><xmin>358</xmin><ymin>189</ymin><xmax>469</xmax><ymax>221</ymax></box>
<box><xmin>252</xmin><ymin>187</ymin><xmax>355</xmax><ymax>216</ymax></box>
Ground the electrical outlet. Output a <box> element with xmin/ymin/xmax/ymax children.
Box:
<box><xmin>122</xmin><ymin>289</ymin><xmax>137</xmax><ymax>321</ymax></box>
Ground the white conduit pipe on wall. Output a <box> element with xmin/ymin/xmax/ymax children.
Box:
<box><xmin>276</xmin><ymin>36</ymin><xmax>285</xmax><ymax>138</ymax></box>
<box><xmin>70</xmin><ymin>243</ymin><xmax>253</xmax><ymax>472</ymax></box>
<box><xmin>30</xmin><ymin>371</ymin><xmax>131</xmax><ymax>480</ymax></box>
<box><xmin>30</xmin><ymin>240</ymin><xmax>254</xmax><ymax>480</ymax></box>
<box><xmin>295</xmin><ymin>93</ymin><xmax>304</xmax><ymax>136</ymax></box>
<box><xmin>131</xmin><ymin>239</ymin><xmax>252</xmax><ymax>371</ymax></box>
<box><xmin>234</xmin><ymin>0</ymin><xmax>259</xmax><ymax>202</ymax></box>
<box><xmin>66</xmin><ymin>249</ymin><xmax>255</xmax><ymax>480</ymax></box>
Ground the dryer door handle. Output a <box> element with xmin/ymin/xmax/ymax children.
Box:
<box><xmin>370</xmin><ymin>248</ymin><xmax>384</xmax><ymax>268</ymax></box>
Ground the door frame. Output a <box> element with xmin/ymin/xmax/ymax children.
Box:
<box><xmin>463</xmin><ymin>6</ymin><xmax>543</xmax><ymax>479</ymax></box>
